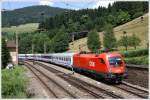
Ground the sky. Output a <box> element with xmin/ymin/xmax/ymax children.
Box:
<box><xmin>2</xmin><ymin>0</ymin><xmax>115</xmax><ymax>10</ymax></box>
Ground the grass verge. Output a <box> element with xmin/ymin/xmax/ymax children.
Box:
<box><xmin>2</xmin><ymin>66</ymin><xmax>29</xmax><ymax>98</ymax></box>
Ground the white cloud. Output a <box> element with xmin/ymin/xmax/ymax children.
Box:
<box><xmin>2</xmin><ymin>0</ymin><xmax>115</xmax><ymax>9</ymax></box>
<box><xmin>93</xmin><ymin>1</ymin><xmax>115</xmax><ymax>8</ymax></box>
<box><xmin>39</xmin><ymin>0</ymin><xmax>53</xmax><ymax>6</ymax></box>
<box><xmin>50</xmin><ymin>0</ymin><xmax>95</xmax><ymax>3</ymax></box>
<box><xmin>2</xmin><ymin>0</ymin><xmax>37</xmax><ymax>2</ymax></box>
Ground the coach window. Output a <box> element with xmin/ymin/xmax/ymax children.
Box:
<box><xmin>64</xmin><ymin>57</ymin><xmax>66</xmax><ymax>61</ymax></box>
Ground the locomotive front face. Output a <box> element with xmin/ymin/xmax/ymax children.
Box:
<box><xmin>105</xmin><ymin>53</ymin><xmax>128</xmax><ymax>81</ymax></box>
<box><xmin>108</xmin><ymin>56</ymin><xmax>125</xmax><ymax>73</ymax></box>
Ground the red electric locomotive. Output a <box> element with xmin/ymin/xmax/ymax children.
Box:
<box><xmin>73</xmin><ymin>52</ymin><xmax>128</xmax><ymax>82</ymax></box>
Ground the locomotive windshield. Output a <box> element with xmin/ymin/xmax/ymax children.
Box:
<box><xmin>109</xmin><ymin>57</ymin><xmax>123</xmax><ymax>66</ymax></box>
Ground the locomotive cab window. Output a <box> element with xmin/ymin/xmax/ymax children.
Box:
<box><xmin>99</xmin><ymin>58</ymin><xmax>105</xmax><ymax>64</ymax></box>
<box><xmin>109</xmin><ymin>57</ymin><xmax>122</xmax><ymax>66</ymax></box>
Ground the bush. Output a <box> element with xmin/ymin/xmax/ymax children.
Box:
<box><xmin>2</xmin><ymin>66</ymin><xmax>28</xmax><ymax>98</ymax></box>
<box><xmin>120</xmin><ymin>49</ymin><xmax>148</xmax><ymax>57</ymax></box>
<box><xmin>125</xmin><ymin>56</ymin><xmax>148</xmax><ymax>65</ymax></box>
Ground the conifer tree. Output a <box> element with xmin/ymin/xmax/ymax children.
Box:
<box><xmin>2</xmin><ymin>38</ymin><xmax>10</xmax><ymax>68</ymax></box>
<box><xmin>103</xmin><ymin>24</ymin><xmax>117</xmax><ymax>50</ymax></box>
<box><xmin>52</xmin><ymin>26</ymin><xmax>69</xmax><ymax>53</ymax></box>
<box><xmin>87</xmin><ymin>31</ymin><xmax>101</xmax><ymax>51</ymax></box>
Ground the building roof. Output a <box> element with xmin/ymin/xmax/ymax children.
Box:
<box><xmin>6</xmin><ymin>41</ymin><xmax>16</xmax><ymax>48</ymax></box>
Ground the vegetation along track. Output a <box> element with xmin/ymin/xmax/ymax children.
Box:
<box><xmin>114</xmin><ymin>81</ymin><xmax>148</xmax><ymax>98</ymax></box>
<box><xmin>24</xmin><ymin>62</ymin><xmax>76</xmax><ymax>98</ymax></box>
<box><xmin>34</xmin><ymin>61</ymin><xmax>124</xmax><ymax>99</ymax></box>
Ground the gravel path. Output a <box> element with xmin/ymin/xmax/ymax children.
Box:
<box><xmin>24</xmin><ymin>66</ymin><xmax>50</xmax><ymax>98</ymax></box>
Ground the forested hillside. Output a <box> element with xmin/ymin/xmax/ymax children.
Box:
<box><xmin>2</xmin><ymin>1</ymin><xmax>148</xmax><ymax>54</ymax></box>
<box><xmin>69</xmin><ymin>13</ymin><xmax>148</xmax><ymax>52</ymax></box>
<box><xmin>2</xmin><ymin>5</ymin><xmax>68</xmax><ymax>27</ymax></box>
<box><xmin>39</xmin><ymin>1</ymin><xmax>148</xmax><ymax>33</ymax></box>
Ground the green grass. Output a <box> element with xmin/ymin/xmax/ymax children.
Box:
<box><xmin>69</xmin><ymin>13</ymin><xmax>148</xmax><ymax>52</ymax></box>
<box><xmin>2</xmin><ymin>66</ymin><xmax>29</xmax><ymax>98</ymax></box>
<box><xmin>2</xmin><ymin>23</ymin><xmax>39</xmax><ymax>33</ymax></box>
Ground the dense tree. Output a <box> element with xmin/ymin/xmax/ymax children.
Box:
<box><xmin>19</xmin><ymin>33</ymin><xmax>33</xmax><ymax>53</ymax></box>
<box><xmin>2</xmin><ymin>38</ymin><xmax>10</xmax><ymax>68</ymax></box>
<box><xmin>103</xmin><ymin>24</ymin><xmax>117</xmax><ymax>49</ymax></box>
<box><xmin>87</xmin><ymin>31</ymin><xmax>101</xmax><ymax>51</ymax></box>
<box><xmin>2</xmin><ymin>5</ymin><xmax>68</xmax><ymax>27</ymax></box>
<box><xmin>2</xmin><ymin>32</ymin><xmax>16</xmax><ymax>41</ymax></box>
<box><xmin>32</xmin><ymin>33</ymin><xmax>49</xmax><ymax>53</ymax></box>
<box><xmin>128</xmin><ymin>34</ymin><xmax>141</xmax><ymax>49</ymax></box>
<box><xmin>50</xmin><ymin>27</ymin><xmax>69</xmax><ymax>53</ymax></box>
<box><xmin>116</xmin><ymin>10</ymin><xmax>130</xmax><ymax>25</ymax></box>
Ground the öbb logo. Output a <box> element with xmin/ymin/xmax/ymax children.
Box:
<box><xmin>89</xmin><ymin>61</ymin><xmax>95</xmax><ymax>67</ymax></box>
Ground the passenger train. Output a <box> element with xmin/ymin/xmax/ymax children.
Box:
<box><xmin>19</xmin><ymin>52</ymin><xmax>128</xmax><ymax>83</ymax></box>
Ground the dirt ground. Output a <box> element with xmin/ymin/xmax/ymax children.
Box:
<box><xmin>124</xmin><ymin>68</ymin><xmax>148</xmax><ymax>88</ymax></box>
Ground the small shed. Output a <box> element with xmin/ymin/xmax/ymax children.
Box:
<box><xmin>6</xmin><ymin>41</ymin><xmax>17</xmax><ymax>64</ymax></box>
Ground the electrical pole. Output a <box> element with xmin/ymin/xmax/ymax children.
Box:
<box><xmin>32</xmin><ymin>44</ymin><xmax>34</xmax><ymax>54</ymax></box>
<box><xmin>72</xmin><ymin>34</ymin><xmax>74</xmax><ymax>46</ymax></box>
<box><xmin>41</xmin><ymin>12</ymin><xmax>47</xmax><ymax>54</ymax></box>
<box><xmin>123</xmin><ymin>31</ymin><xmax>128</xmax><ymax>51</ymax></box>
<box><xmin>16</xmin><ymin>26</ymin><xmax>18</xmax><ymax>66</ymax></box>
<box><xmin>44</xmin><ymin>42</ymin><xmax>46</xmax><ymax>54</ymax></box>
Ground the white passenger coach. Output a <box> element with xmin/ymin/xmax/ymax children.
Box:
<box><xmin>19</xmin><ymin>53</ymin><xmax>76</xmax><ymax>68</ymax></box>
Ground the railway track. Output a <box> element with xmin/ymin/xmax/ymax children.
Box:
<box><xmin>34</xmin><ymin>61</ymin><xmax>124</xmax><ymax>99</ymax></box>
<box><xmin>125</xmin><ymin>64</ymin><xmax>148</xmax><ymax>89</ymax></box>
<box><xmin>126</xmin><ymin>64</ymin><xmax>148</xmax><ymax>70</ymax></box>
<box><xmin>114</xmin><ymin>81</ymin><xmax>149</xmax><ymax>98</ymax></box>
<box><xmin>24</xmin><ymin>62</ymin><xmax>76</xmax><ymax>98</ymax></box>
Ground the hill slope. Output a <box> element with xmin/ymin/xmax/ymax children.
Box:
<box><xmin>69</xmin><ymin>13</ymin><xmax>148</xmax><ymax>52</ymax></box>
<box><xmin>2</xmin><ymin>5</ymin><xmax>68</xmax><ymax>27</ymax></box>
<box><xmin>2</xmin><ymin>23</ymin><xmax>39</xmax><ymax>33</ymax></box>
